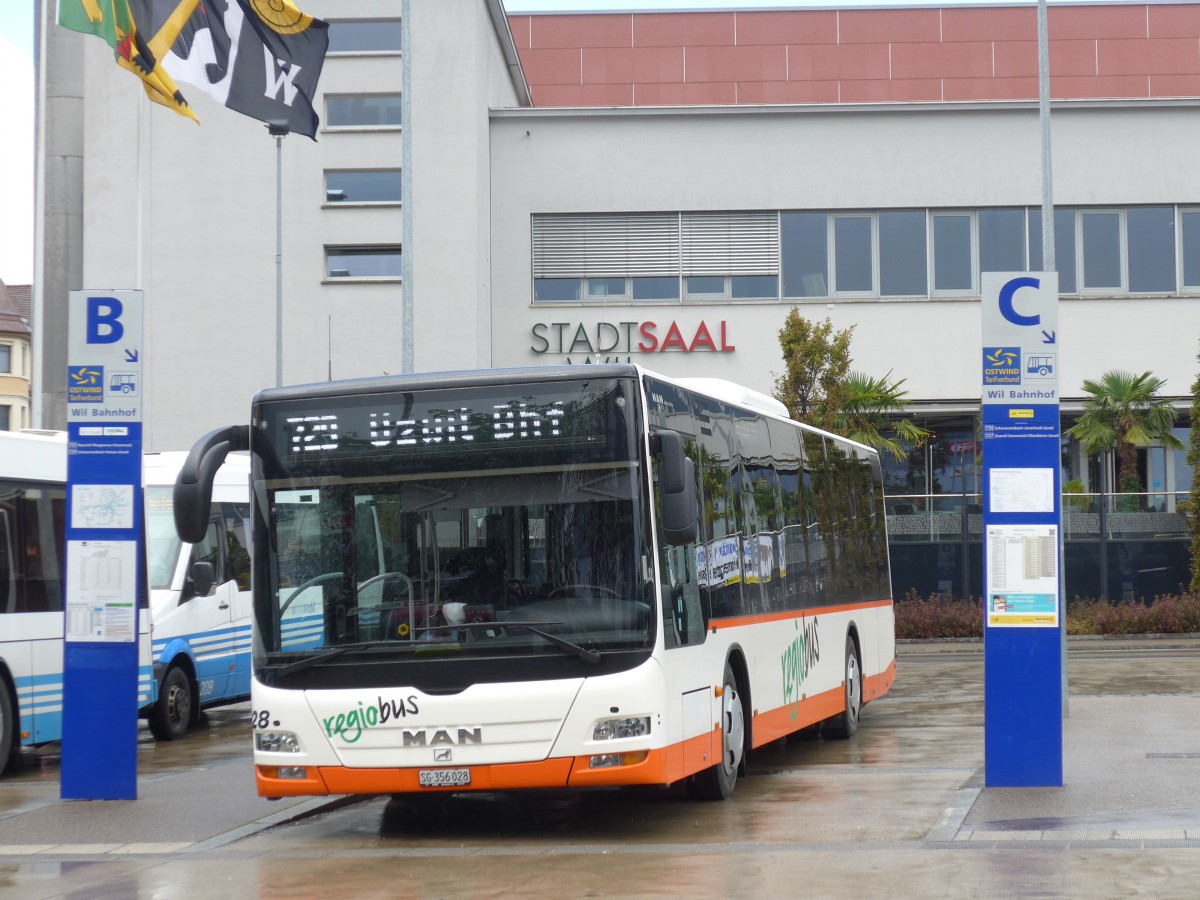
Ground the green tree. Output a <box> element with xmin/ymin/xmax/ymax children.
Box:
<box><xmin>1066</xmin><ymin>369</ymin><xmax>1183</xmax><ymax>491</ymax></box>
<box><xmin>773</xmin><ymin>311</ymin><xmax>852</xmax><ymax>432</ymax></box>
<box><xmin>1188</xmin><ymin>348</ymin><xmax>1200</xmax><ymax>593</ymax></box>
<box><xmin>834</xmin><ymin>371</ymin><xmax>933</xmax><ymax>461</ymax></box>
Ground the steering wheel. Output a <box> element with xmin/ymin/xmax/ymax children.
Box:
<box><xmin>356</xmin><ymin>571</ymin><xmax>414</xmax><ymax>596</ymax></box>
<box><xmin>279</xmin><ymin>571</ymin><xmax>343</xmax><ymax>616</ymax></box>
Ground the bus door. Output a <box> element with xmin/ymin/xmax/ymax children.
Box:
<box><xmin>175</xmin><ymin>514</ymin><xmax>235</xmax><ymax>703</ymax></box>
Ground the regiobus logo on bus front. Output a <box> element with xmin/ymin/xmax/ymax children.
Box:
<box><xmin>321</xmin><ymin>695</ymin><xmax>420</xmax><ymax>744</ymax></box>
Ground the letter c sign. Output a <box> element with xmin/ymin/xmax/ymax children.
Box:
<box><xmin>998</xmin><ymin>277</ymin><xmax>1041</xmax><ymax>327</ymax></box>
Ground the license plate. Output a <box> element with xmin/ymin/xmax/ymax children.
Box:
<box><xmin>418</xmin><ymin>768</ymin><xmax>470</xmax><ymax>788</ymax></box>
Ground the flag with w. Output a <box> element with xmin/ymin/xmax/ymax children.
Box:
<box><xmin>59</xmin><ymin>0</ymin><xmax>330</xmax><ymax>139</ymax></box>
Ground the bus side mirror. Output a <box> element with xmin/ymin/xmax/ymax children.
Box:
<box><xmin>175</xmin><ymin>425</ymin><xmax>249</xmax><ymax>543</ymax></box>
<box><xmin>189</xmin><ymin>561</ymin><xmax>216</xmax><ymax>599</ymax></box>
<box><xmin>654</xmin><ymin>430</ymin><xmax>697</xmax><ymax>546</ymax></box>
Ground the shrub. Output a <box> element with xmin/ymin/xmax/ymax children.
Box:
<box><xmin>893</xmin><ymin>590</ymin><xmax>1200</xmax><ymax>639</ymax></box>
<box><xmin>894</xmin><ymin>590</ymin><xmax>981</xmax><ymax>639</ymax></box>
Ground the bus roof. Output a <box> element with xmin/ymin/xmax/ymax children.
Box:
<box><xmin>144</xmin><ymin>451</ymin><xmax>250</xmax><ymax>499</ymax></box>
<box><xmin>0</xmin><ymin>430</ymin><xmax>68</xmax><ymax>482</ymax></box>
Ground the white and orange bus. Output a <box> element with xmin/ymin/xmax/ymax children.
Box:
<box><xmin>174</xmin><ymin>365</ymin><xmax>895</xmax><ymax>801</ymax></box>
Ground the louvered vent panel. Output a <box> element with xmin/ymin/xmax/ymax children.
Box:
<box><xmin>682</xmin><ymin>212</ymin><xmax>779</xmax><ymax>276</ymax></box>
<box><xmin>532</xmin><ymin>214</ymin><xmax>681</xmax><ymax>277</ymax></box>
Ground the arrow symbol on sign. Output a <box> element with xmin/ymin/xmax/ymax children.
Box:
<box><xmin>1041</xmin><ymin>330</ymin><xmax>1056</xmax><ymax>344</ymax></box>
<box><xmin>124</xmin><ymin>349</ymin><xmax>139</xmax><ymax>362</ymax></box>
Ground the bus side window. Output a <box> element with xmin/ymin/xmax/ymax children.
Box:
<box><xmin>654</xmin><ymin>454</ymin><xmax>705</xmax><ymax>649</ymax></box>
<box><xmin>223</xmin><ymin>503</ymin><xmax>251</xmax><ymax>591</ymax></box>
<box><xmin>0</xmin><ymin>505</ymin><xmax>13</xmax><ymax>614</ymax></box>
<box><xmin>186</xmin><ymin>520</ymin><xmax>223</xmax><ymax>600</ymax></box>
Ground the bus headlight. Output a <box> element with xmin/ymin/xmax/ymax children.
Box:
<box><xmin>255</xmin><ymin>731</ymin><xmax>301</xmax><ymax>753</ymax></box>
<box><xmin>592</xmin><ymin>716</ymin><xmax>650</xmax><ymax>741</ymax></box>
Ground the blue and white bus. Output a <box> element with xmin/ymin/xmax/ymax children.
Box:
<box><xmin>0</xmin><ymin>432</ymin><xmax>262</xmax><ymax>772</ymax></box>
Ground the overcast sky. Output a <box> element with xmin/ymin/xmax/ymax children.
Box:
<box><xmin>0</xmin><ymin>4</ymin><xmax>33</xmax><ymax>286</ymax></box>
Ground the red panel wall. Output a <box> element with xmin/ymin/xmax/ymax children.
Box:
<box><xmin>509</xmin><ymin>4</ymin><xmax>1200</xmax><ymax>106</ymax></box>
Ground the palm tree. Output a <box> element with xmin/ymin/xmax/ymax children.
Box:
<box><xmin>1067</xmin><ymin>370</ymin><xmax>1183</xmax><ymax>491</ymax></box>
<box><xmin>833</xmin><ymin>371</ymin><xmax>932</xmax><ymax>461</ymax></box>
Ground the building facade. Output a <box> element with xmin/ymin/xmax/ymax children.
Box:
<box><xmin>34</xmin><ymin>1</ymin><xmax>1200</xmax><ymax>599</ymax></box>
<box><xmin>0</xmin><ymin>281</ymin><xmax>32</xmax><ymax>431</ymax></box>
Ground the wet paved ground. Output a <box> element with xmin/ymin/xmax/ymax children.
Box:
<box><xmin>1</xmin><ymin>637</ymin><xmax>1198</xmax><ymax>898</ymax></box>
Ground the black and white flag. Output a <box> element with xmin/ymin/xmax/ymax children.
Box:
<box><xmin>165</xmin><ymin>0</ymin><xmax>329</xmax><ymax>138</ymax></box>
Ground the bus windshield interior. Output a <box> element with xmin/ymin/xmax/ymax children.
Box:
<box><xmin>257</xmin><ymin>378</ymin><xmax>653</xmax><ymax>662</ymax></box>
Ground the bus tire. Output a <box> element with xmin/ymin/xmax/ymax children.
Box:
<box><xmin>0</xmin><ymin>683</ymin><xmax>15</xmax><ymax>775</ymax></box>
<box><xmin>686</xmin><ymin>660</ymin><xmax>744</xmax><ymax>801</ymax></box>
<box><xmin>148</xmin><ymin>665</ymin><xmax>193</xmax><ymax>741</ymax></box>
<box><xmin>826</xmin><ymin>635</ymin><xmax>862</xmax><ymax>740</ymax></box>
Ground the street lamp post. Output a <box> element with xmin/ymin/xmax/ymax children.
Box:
<box><xmin>267</xmin><ymin>121</ymin><xmax>289</xmax><ymax>387</ymax></box>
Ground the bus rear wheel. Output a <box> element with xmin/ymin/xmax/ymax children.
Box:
<box><xmin>826</xmin><ymin>635</ymin><xmax>862</xmax><ymax>740</ymax></box>
<box><xmin>149</xmin><ymin>666</ymin><xmax>193</xmax><ymax>741</ymax></box>
<box><xmin>0</xmin><ymin>685</ymin><xmax>15</xmax><ymax>774</ymax></box>
<box><xmin>687</xmin><ymin>661</ymin><xmax>744</xmax><ymax>801</ymax></box>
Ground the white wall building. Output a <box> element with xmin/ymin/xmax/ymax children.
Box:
<box><xmin>35</xmin><ymin>1</ymin><xmax>1199</xmax><ymax>598</ymax></box>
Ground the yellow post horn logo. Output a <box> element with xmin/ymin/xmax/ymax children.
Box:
<box><xmin>248</xmin><ymin>0</ymin><xmax>313</xmax><ymax>35</ymax></box>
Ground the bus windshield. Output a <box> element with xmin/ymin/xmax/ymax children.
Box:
<box><xmin>255</xmin><ymin>377</ymin><xmax>652</xmax><ymax>664</ymax></box>
<box><xmin>144</xmin><ymin>487</ymin><xmax>182</xmax><ymax>590</ymax></box>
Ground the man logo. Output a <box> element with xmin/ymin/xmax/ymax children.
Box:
<box><xmin>434</xmin><ymin>748</ymin><xmax>453</xmax><ymax>762</ymax></box>
<box><xmin>403</xmin><ymin>728</ymin><xmax>483</xmax><ymax>747</ymax></box>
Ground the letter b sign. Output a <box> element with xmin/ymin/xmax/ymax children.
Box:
<box><xmin>86</xmin><ymin>296</ymin><xmax>124</xmax><ymax>344</ymax></box>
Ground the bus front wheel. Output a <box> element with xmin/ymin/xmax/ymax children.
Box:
<box><xmin>826</xmin><ymin>635</ymin><xmax>862</xmax><ymax>740</ymax></box>
<box><xmin>687</xmin><ymin>660</ymin><xmax>744</xmax><ymax>801</ymax></box>
<box><xmin>148</xmin><ymin>665</ymin><xmax>193</xmax><ymax>741</ymax></box>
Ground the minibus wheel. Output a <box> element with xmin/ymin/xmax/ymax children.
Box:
<box><xmin>148</xmin><ymin>665</ymin><xmax>193</xmax><ymax>741</ymax></box>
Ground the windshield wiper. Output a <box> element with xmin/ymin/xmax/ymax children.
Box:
<box><xmin>270</xmin><ymin>642</ymin><xmax>380</xmax><ymax>679</ymax></box>
<box><xmin>508</xmin><ymin>622</ymin><xmax>601</xmax><ymax>664</ymax></box>
<box><xmin>425</xmin><ymin>620</ymin><xmax>601</xmax><ymax>664</ymax></box>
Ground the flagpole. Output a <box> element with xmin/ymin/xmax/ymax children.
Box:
<box><xmin>268</xmin><ymin>122</ymin><xmax>288</xmax><ymax>387</ymax></box>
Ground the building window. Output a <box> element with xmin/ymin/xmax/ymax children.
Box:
<box><xmin>878</xmin><ymin>210</ymin><xmax>927</xmax><ymax>296</ymax></box>
<box><xmin>324</xmin><ymin>170</ymin><xmax>402</xmax><ymax>204</ymax></box>
<box><xmin>781</xmin><ymin>212</ymin><xmax>828</xmax><ymax>298</ymax></box>
<box><xmin>587</xmin><ymin>278</ymin><xmax>628</xmax><ymax>300</ymax></box>
<box><xmin>1181</xmin><ymin>210</ymin><xmax>1200</xmax><ymax>290</ymax></box>
<box><xmin>833</xmin><ymin>215</ymin><xmax>873</xmax><ymax>294</ymax></box>
<box><xmin>0</xmin><ymin>405</ymin><xmax>9</xmax><ymax>431</ymax></box>
<box><xmin>1080</xmin><ymin>210</ymin><xmax>1122</xmax><ymax>291</ymax></box>
<box><xmin>0</xmin><ymin>343</ymin><xmax>10</xmax><ymax>374</ymax></box>
<box><xmin>532</xmin><ymin>213</ymin><xmax>681</xmax><ymax>304</ymax></box>
<box><xmin>632</xmin><ymin>277</ymin><xmax>679</xmax><ymax>301</ymax></box>
<box><xmin>1127</xmin><ymin>206</ymin><xmax>1175</xmax><ymax>293</ymax></box>
<box><xmin>534</xmin><ymin>278</ymin><xmax>581</xmax><ymax>302</ymax></box>
<box><xmin>1028</xmin><ymin>207</ymin><xmax>1076</xmax><ymax>293</ymax></box>
<box><xmin>681</xmin><ymin>211</ymin><xmax>778</xmax><ymax>300</ymax></box>
<box><xmin>932</xmin><ymin>213</ymin><xmax>973</xmax><ymax>293</ymax></box>
<box><xmin>326</xmin><ymin>94</ymin><xmax>402</xmax><ymax>128</ymax></box>
<box><xmin>978</xmin><ymin>208</ymin><xmax>1027</xmax><ymax>272</ymax></box>
<box><xmin>531</xmin><ymin>206</ymin><xmax>1200</xmax><ymax>303</ymax></box>
<box><xmin>327</xmin><ymin>19</ymin><xmax>402</xmax><ymax>53</ymax></box>
<box><xmin>325</xmin><ymin>247</ymin><xmax>403</xmax><ymax>279</ymax></box>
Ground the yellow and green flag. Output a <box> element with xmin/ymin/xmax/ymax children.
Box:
<box><xmin>57</xmin><ymin>1</ymin><xmax>329</xmax><ymax>137</ymax></box>
<box><xmin>58</xmin><ymin>0</ymin><xmax>202</xmax><ymax>122</ymax></box>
